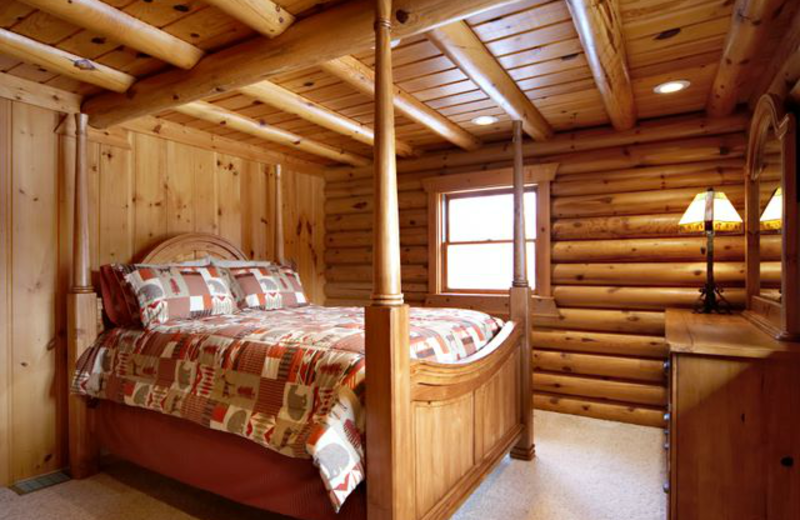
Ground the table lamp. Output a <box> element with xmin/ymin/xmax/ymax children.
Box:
<box><xmin>678</xmin><ymin>188</ymin><xmax>743</xmax><ymax>313</ymax></box>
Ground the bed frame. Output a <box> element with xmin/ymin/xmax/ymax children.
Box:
<box><xmin>66</xmin><ymin>2</ymin><xmax>533</xmax><ymax>519</ymax></box>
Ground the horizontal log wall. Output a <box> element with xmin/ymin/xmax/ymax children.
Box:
<box><xmin>540</xmin><ymin>126</ymin><xmax>748</xmax><ymax>428</ymax></box>
<box><xmin>324</xmin><ymin>115</ymin><xmax>749</xmax><ymax>428</ymax></box>
<box><xmin>0</xmin><ymin>97</ymin><xmax>325</xmax><ymax>486</ymax></box>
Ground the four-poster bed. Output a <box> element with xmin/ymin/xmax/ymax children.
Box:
<box><xmin>66</xmin><ymin>2</ymin><xmax>534</xmax><ymax>519</ymax></box>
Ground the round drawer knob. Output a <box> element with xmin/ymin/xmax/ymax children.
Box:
<box><xmin>781</xmin><ymin>456</ymin><xmax>794</xmax><ymax>468</ymax></box>
<box><xmin>663</xmin><ymin>483</ymin><xmax>670</xmax><ymax>494</ymax></box>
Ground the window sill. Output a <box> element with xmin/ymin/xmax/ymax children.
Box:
<box><xmin>425</xmin><ymin>293</ymin><xmax>558</xmax><ymax>319</ymax></box>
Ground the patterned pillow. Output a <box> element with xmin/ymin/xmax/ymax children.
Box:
<box><xmin>227</xmin><ymin>265</ymin><xmax>307</xmax><ymax>310</ymax></box>
<box><xmin>125</xmin><ymin>266</ymin><xmax>238</xmax><ymax>327</ymax></box>
<box><xmin>100</xmin><ymin>259</ymin><xmax>211</xmax><ymax>327</ymax></box>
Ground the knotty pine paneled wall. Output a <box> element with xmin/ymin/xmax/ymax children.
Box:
<box><xmin>324</xmin><ymin>122</ymin><xmax>762</xmax><ymax>428</ymax></box>
<box><xmin>0</xmin><ymin>98</ymin><xmax>325</xmax><ymax>486</ymax></box>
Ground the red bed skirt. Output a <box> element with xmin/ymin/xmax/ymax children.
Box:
<box><xmin>96</xmin><ymin>401</ymin><xmax>366</xmax><ymax>520</ymax></box>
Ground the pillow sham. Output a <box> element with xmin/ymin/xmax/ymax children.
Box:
<box><xmin>99</xmin><ymin>258</ymin><xmax>211</xmax><ymax>327</ymax></box>
<box><xmin>125</xmin><ymin>265</ymin><xmax>237</xmax><ymax>327</ymax></box>
<box><xmin>227</xmin><ymin>264</ymin><xmax>307</xmax><ymax>311</ymax></box>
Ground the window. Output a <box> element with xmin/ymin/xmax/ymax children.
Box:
<box><xmin>423</xmin><ymin>165</ymin><xmax>555</xmax><ymax>298</ymax></box>
<box><xmin>443</xmin><ymin>187</ymin><xmax>537</xmax><ymax>292</ymax></box>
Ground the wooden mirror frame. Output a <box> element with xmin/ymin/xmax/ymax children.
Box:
<box><xmin>743</xmin><ymin>94</ymin><xmax>800</xmax><ymax>341</ymax></box>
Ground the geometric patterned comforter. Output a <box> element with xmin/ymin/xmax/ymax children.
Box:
<box><xmin>71</xmin><ymin>305</ymin><xmax>503</xmax><ymax>511</ymax></box>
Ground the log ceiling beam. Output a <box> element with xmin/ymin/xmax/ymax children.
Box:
<box><xmin>174</xmin><ymin>101</ymin><xmax>371</xmax><ymax>166</ymax></box>
<box><xmin>0</xmin><ymin>28</ymin><xmax>134</xmax><ymax>92</ymax></box>
<box><xmin>565</xmin><ymin>0</ymin><xmax>636</xmax><ymax>131</ymax></box>
<box><xmin>240</xmin><ymin>81</ymin><xmax>417</xmax><ymax>157</ymax></box>
<box><xmin>198</xmin><ymin>1</ymin><xmax>421</xmax><ymax>157</ymax></box>
<box><xmin>320</xmin><ymin>56</ymin><xmax>481</xmax><ymax>151</ymax></box>
<box><xmin>708</xmin><ymin>0</ymin><xmax>788</xmax><ymax>116</ymax></box>
<box><xmin>202</xmin><ymin>0</ymin><xmax>294</xmax><ymax>38</ymax></box>
<box><xmin>18</xmin><ymin>0</ymin><xmax>204</xmax><ymax>70</ymax></box>
<box><xmin>427</xmin><ymin>21</ymin><xmax>552</xmax><ymax>141</ymax></box>
<box><xmin>82</xmin><ymin>0</ymin><xmax>520</xmax><ymax>128</ymax></box>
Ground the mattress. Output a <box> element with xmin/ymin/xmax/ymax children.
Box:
<box><xmin>72</xmin><ymin>305</ymin><xmax>503</xmax><ymax>510</ymax></box>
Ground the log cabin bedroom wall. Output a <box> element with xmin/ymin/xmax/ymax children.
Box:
<box><xmin>0</xmin><ymin>0</ymin><xmax>799</xmax><ymax>518</ymax></box>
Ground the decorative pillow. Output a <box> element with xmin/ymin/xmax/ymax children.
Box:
<box><xmin>227</xmin><ymin>265</ymin><xmax>307</xmax><ymax>311</ymax></box>
<box><xmin>99</xmin><ymin>265</ymin><xmax>137</xmax><ymax>327</ymax></box>
<box><xmin>125</xmin><ymin>265</ymin><xmax>237</xmax><ymax>327</ymax></box>
<box><xmin>99</xmin><ymin>258</ymin><xmax>211</xmax><ymax>327</ymax></box>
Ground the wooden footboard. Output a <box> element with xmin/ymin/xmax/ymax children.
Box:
<box><xmin>409</xmin><ymin>322</ymin><xmax>525</xmax><ymax>520</ymax></box>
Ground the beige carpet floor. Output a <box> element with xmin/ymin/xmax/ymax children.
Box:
<box><xmin>0</xmin><ymin>410</ymin><xmax>667</xmax><ymax>520</ymax></box>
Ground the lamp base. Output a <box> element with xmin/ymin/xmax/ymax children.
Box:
<box><xmin>693</xmin><ymin>283</ymin><xmax>733</xmax><ymax>314</ymax></box>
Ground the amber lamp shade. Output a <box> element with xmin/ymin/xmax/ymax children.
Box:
<box><xmin>760</xmin><ymin>187</ymin><xmax>783</xmax><ymax>232</ymax></box>
<box><xmin>678</xmin><ymin>189</ymin><xmax>743</xmax><ymax>234</ymax></box>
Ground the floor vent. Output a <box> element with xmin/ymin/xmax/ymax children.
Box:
<box><xmin>9</xmin><ymin>471</ymin><xmax>71</xmax><ymax>496</ymax></box>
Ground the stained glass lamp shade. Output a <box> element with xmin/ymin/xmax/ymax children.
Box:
<box><xmin>760</xmin><ymin>187</ymin><xmax>782</xmax><ymax>231</ymax></box>
<box><xmin>678</xmin><ymin>189</ymin><xmax>743</xmax><ymax>234</ymax></box>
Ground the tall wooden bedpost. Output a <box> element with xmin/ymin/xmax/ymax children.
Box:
<box><xmin>365</xmin><ymin>0</ymin><xmax>413</xmax><ymax>518</ymax></box>
<box><xmin>509</xmin><ymin>120</ymin><xmax>534</xmax><ymax>460</ymax></box>
<box><xmin>67</xmin><ymin>113</ymin><xmax>99</xmax><ymax>478</ymax></box>
<box><xmin>273</xmin><ymin>164</ymin><xmax>285</xmax><ymax>265</ymax></box>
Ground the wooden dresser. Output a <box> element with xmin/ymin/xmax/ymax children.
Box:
<box><xmin>665</xmin><ymin>309</ymin><xmax>800</xmax><ymax>520</ymax></box>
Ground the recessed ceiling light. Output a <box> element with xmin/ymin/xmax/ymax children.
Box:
<box><xmin>472</xmin><ymin>115</ymin><xmax>498</xmax><ymax>126</ymax></box>
<box><xmin>654</xmin><ymin>80</ymin><xmax>690</xmax><ymax>94</ymax></box>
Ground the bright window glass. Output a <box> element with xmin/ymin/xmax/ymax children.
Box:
<box><xmin>446</xmin><ymin>242</ymin><xmax>535</xmax><ymax>290</ymax></box>
<box><xmin>448</xmin><ymin>191</ymin><xmax>536</xmax><ymax>242</ymax></box>
<box><xmin>444</xmin><ymin>188</ymin><xmax>536</xmax><ymax>292</ymax></box>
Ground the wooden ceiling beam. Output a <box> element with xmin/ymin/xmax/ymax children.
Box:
<box><xmin>320</xmin><ymin>56</ymin><xmax>481</xmax><ymax>151</ymax></box>
<box><xmin>707</xmin><ymin>0</ymin><xmax>788</xmax><ymax>116</ymax></box>
<box><xmin>240</xmin><ymin>81</ymin><xmax>417</xmax><ymax>157</ymax></box>
<box><xmin>82</xmin><ymin>0</ymin><xmax>520</xmax><ymax>128</ymax></box>
<box><xmin>0</xmin><ymin>28</ymin><xmax>134</xmax><ymax>92</ymax></box>
<box><xmin>202</xmin><ymin>0</ymin><xmax>294</xmax><ymax>38</ymax></box>
<box><xmin>427</xmin><ymin>21</ymin><xmax>553</xmax><ymax>141</ymax></box>
<box><xmin>18</xmin><ymin>0</ymin><xmax>204</xmax><ymax>69</ymax></box>
<box><xmin>565</xmin><ymin>0</ymin><xmax>636</xmax><ymax>131</ymax></box>
<box><xmin>174</xmin><ymin>101</ymin><xmax>371</xmax><ymax>166</ymax></box>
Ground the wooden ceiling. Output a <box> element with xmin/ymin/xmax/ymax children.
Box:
<box><xmin>0</xmin><ymin>0</ymin><xmax>796</xmax><ymax>168</ymax></box>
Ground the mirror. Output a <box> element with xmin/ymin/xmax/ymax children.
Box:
<box><xmin>757</xmin><ymin>127</ymin><xmax>781</xmax><ymax>302</ymax></box>
<box><xmin>744</xmin><ymin>94</ymin><xmax>799</xmax><ymax>341</ymax></box>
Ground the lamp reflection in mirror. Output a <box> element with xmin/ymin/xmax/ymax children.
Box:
<box><xmin>760</xmin><ymin>187</ymin><xmax>783</xmax><ymax>231</ymax></box>
<box><xmin>679</xmin><ymin>188</ymin><xmax>743</xmax><ymax>313</ymax></box>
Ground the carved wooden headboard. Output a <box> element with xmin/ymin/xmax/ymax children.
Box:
<box><xmin>141</xmin><ymin>233</ymin><xmax>249</xmax><ymax>264</ymax></box>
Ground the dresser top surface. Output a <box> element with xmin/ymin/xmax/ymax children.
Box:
<box><xmin>666</xmin><ymin>309</ymin><xmax>800</xmax><ymax>360</ymax></box>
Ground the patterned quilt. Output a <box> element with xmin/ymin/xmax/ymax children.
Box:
<box><xmin>71</xmin><ymin>305</ymin><xmax>503</xmax><ymax>511</ymax></box>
